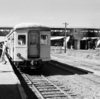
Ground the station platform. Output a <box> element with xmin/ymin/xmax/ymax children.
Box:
<box><xmin>0</xmin><ymin>56</ymin><xmax>27</xmax><ymax>99</ymax></box>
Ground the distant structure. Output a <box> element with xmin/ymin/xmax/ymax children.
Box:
<box><xmin>0</xmin><ymin>27</ymin><xmax>12</xmax><ymax>47</ymax></box>
<box><xmin>0</xmin><ymin>27</ymin><xmax>12</xmax><ymax>36</ymax></box>
<box><xmin>0</xmin><ymin>26</ymin><xmax>100</xmax><ymax>50</ymax></box>
<box><xmin>50</xmin><ymin>27</ymin><xmax>100</xmax><ymax>50</ymax></box>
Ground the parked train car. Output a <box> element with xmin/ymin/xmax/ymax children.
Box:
<box><xmin>6</xmin><ymin>23</ymin><xmax>51</xmax><ymax>70</ymax></box>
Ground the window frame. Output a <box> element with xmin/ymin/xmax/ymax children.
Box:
<box><xmin>17</xmin><ymin>34</ymin><xmax>27</xmax><ymax>46</ymax></box>
<box><xmin>40</xmin><ymin>35</ymin><xmax>48</xmax><ymax>45</ymax></box>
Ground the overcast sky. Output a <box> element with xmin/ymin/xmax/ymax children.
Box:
<box><xmin>0</xmin><ymin>0</ymin><xmax>100</xmax><ymax>28</ymax></box>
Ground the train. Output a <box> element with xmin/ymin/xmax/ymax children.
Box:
<box><xmin>6</xmin><ymin>23</ymin><xmax>51</xmax><ymax>70</ymax></box>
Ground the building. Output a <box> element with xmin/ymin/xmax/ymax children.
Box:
<box><xmin>50</xmin><ymin>27</ymin><xmax>100</xmax><ymax>50</ymax></box>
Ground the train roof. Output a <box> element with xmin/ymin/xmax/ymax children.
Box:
<box><xmin>13</xmin><ymin>23</ymin><xmax>50</xmax><ymax>31</ymax></box>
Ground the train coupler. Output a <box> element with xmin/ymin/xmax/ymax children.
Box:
<box><xmin>30</xmin><ymin>60</ymin><xmax>43</xmax><ymax>69</ymax></box>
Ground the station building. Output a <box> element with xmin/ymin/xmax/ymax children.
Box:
<box><xmin>0</xmin><ymin>26</ymin><xmax>100</xmax><ymax>50</ymax></box>
<box><xmin>0</xmin><ymin>27</ymin><xmax>12</xmax><ymax>48</ymax></box>
<box><xmin>50</xmin><ymin>27</ymin><xmax>100</xmax><ymax>50</ymax></box>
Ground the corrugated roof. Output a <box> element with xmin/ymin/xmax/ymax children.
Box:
<box><xmin>51</xmin><ymin>36</ymin><xmax>64</xmax><ymax>40</ymax></box>
<box><xmin>51</xmin><ymin>36</ymin><xmax>70</xmax><ymax>43</ymax></box>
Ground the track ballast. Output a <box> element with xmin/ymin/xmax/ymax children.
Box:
<box><xmin>21</xmin><ymin>72</ymin><xmax>73</xmax><ymax>99</ymax></box>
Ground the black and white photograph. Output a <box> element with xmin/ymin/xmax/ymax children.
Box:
<box><xmin>0</xmin><ymin>0</ymin><xmax>100</xmax><ymax>99</ymax></box>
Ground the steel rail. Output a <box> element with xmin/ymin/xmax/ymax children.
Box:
<box><xmin>22</xmin><ymin>73</ymin><xmax>73</xmax><ymax>99</ymax></box>
<box><xmin>79</xmin><ymin>73</ymin><xmax>100</xmax><ymax>85</ymax></box>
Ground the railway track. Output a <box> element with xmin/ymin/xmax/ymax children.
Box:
<box><xmin>18</xmin><ymin>60</ymin><xmax>93</xmax><ymax>99</ymax></box>
<box><xmin>21</xmin><ymin>72</ymin><xmax>73</xmax><ymax>99</ymax></box>
<box><xmin>49</xmin><ymin>59</ymin><xmax>100</xmax><ymax>85</ymax></box>
<box><xmin>9</xmin><ymin>55</ymin><xmax>100</xmax><ymax>99</ymax></box>
<box><xmin>81</xmin><ymin>73</ymin><xmax>100</xmax><ymax>84</ymax></box>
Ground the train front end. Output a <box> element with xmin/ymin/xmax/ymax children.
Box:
<box><xmin>13</xmin><ymin>23</ymin><xmax>51</xmax><ymax>70</ymax></box>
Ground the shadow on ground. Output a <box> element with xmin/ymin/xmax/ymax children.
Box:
<box><xmin>8</xmin><ymin>58</ymin><xmax>38</xmax><ymax>99</ymax></box>
<box><xmin>0</xmin><ymin>84</ymin><xmax>21</xmax><ymax>99</ymax></box>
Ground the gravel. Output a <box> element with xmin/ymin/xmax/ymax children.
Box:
<box><xmin>47</xmin><ymin>75</ymin><xmax>100</xmax><ymax>99</ymax></box>
<box><xmin>49</xmin><ymin>49</ymin><xmax>100</xmax><ymax>99</ymax></box>
<box><xmin>51</xmin><ymin>53</ymin><xmax>100</xmax><ymax>72</ymax></box>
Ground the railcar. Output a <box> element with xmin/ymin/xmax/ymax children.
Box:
<box><xmin>6</xmin><ymin>23</ymin><xmax>51</xmax><ymax>70</ymax></box>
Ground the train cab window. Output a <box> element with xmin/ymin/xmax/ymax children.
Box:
<box><xmin>30</xmin><ymin>35</ymin><xmax>37</xmax><ymax>45</ymax></box>
<box><xmin>40</xmin><ymin>35</ymin><xmax>48</xmax><ymax>45</ymax></box>
<box><xmin>18</xmin><ymin>35</ymin><xmax>26</xmax><ymax>45</ymax></box>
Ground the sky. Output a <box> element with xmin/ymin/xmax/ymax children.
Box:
<box><xmin>0</xmin><ymin>0</ymin><xmax>100</xmax><ymax>28</ymax></box>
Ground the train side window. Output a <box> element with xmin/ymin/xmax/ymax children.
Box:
<box><xmin>41</xmin><ymin>35</ymin><xmax>48</xmax><ymax>45</ymax></box>
<box><xmin>18</xmin><ymin>35</ymin><xmax>26</xmax><ymax>45</ymax></box>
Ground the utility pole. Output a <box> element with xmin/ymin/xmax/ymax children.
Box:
<box><xmin>63</xmin><ymin>22</ymin><xmax>68</xmax><ymax>53</ymax></box>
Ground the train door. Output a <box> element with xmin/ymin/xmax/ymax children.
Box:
<box><xmin>28</xmin><ymin>30</ymin><xmax>40</xmax><ymax>58</ymax></box>
<box><xmin>40</xmin><ymin>31</ymin><xmax>50</xmax><ymax>60</ymax></box>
